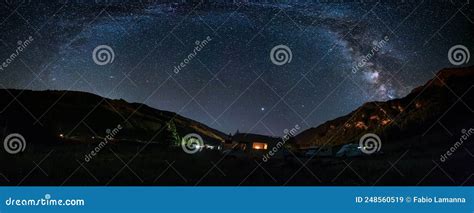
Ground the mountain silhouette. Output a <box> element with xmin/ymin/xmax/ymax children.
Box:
<box><xmin>0</xmin><ymin>66</ymin><xmax>473</xmax><ymax>186</ymax></box>
<box><xmin>0</xmin><ymin>89</ymin><xmax>226</xmax><ymax>146</ymax></box>
<box><xmin>295</xmin><ymin>66</ymin><xmax>474</xmax><ymax>149</ymax></box>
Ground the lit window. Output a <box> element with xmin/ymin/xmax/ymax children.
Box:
<box><xmin>252</xmin><ymin>142</ymin><xmax>268</xmax><ymax>150</ymax></box>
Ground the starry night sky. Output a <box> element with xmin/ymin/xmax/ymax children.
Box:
<box><xmin>0</xmin><ymin>1</ymin><xmax>473</xmax><ymax>136</ymax></box>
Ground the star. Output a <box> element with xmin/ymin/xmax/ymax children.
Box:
<box><xmin>1</xmin><ymin>1</ymin><xmax>470</xmax><ymax>136</ymax></box>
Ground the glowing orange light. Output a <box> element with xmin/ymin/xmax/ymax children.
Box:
<box><xmin>398</xmin><ymin>105</ymin><xmax>404</xmax><ymax>112</ymax></box>
<box><xmin>355</xmin><ymin>121</ymin><xmax>367</xmax><ymax>129</ymax></box>
<box><xmin>381</xmin><ymin>119</ymin><xmax>392</xmax><ymax>125</ymax></box>
<box><xmin>252</xmin><ymin>142</ymin><xmax>268</xmax><ymax>150</ymax></box>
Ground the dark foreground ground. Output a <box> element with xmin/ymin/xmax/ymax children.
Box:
<box><xmin>1</xmin><ymin>126</ymin><xmax>473</xmax><ymax>186</ymax></box>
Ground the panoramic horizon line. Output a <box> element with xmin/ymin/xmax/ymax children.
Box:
<box><xmin>2</xmin><ymin>65</ymin><xmax>469</xmax><ymax>138</ymax></box>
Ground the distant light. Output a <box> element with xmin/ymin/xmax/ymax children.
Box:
<box><xmin>252</xmin><ymin>142</ymin><xmax>268</xmax><ymax>150</ymax></box>
<box><xmin>261</xmin><ymin>107</ymin><xmax>265</xmax><ymax>111</ymax></box>
<box><xmin>59</xmin><ymin>134</ymin><xmax>64</xmax><ymax>138</ymax></box>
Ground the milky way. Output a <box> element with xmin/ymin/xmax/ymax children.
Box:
<box><xmin>0</xmin><ymin>1</ymin><xmax>473</xmax><ymax>135</ymax></box>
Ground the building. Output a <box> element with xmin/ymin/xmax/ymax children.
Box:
<box><xmin>223</xmin><ymin>133</ymin><xmax>280</xmax><ymax>155</ymax></box>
